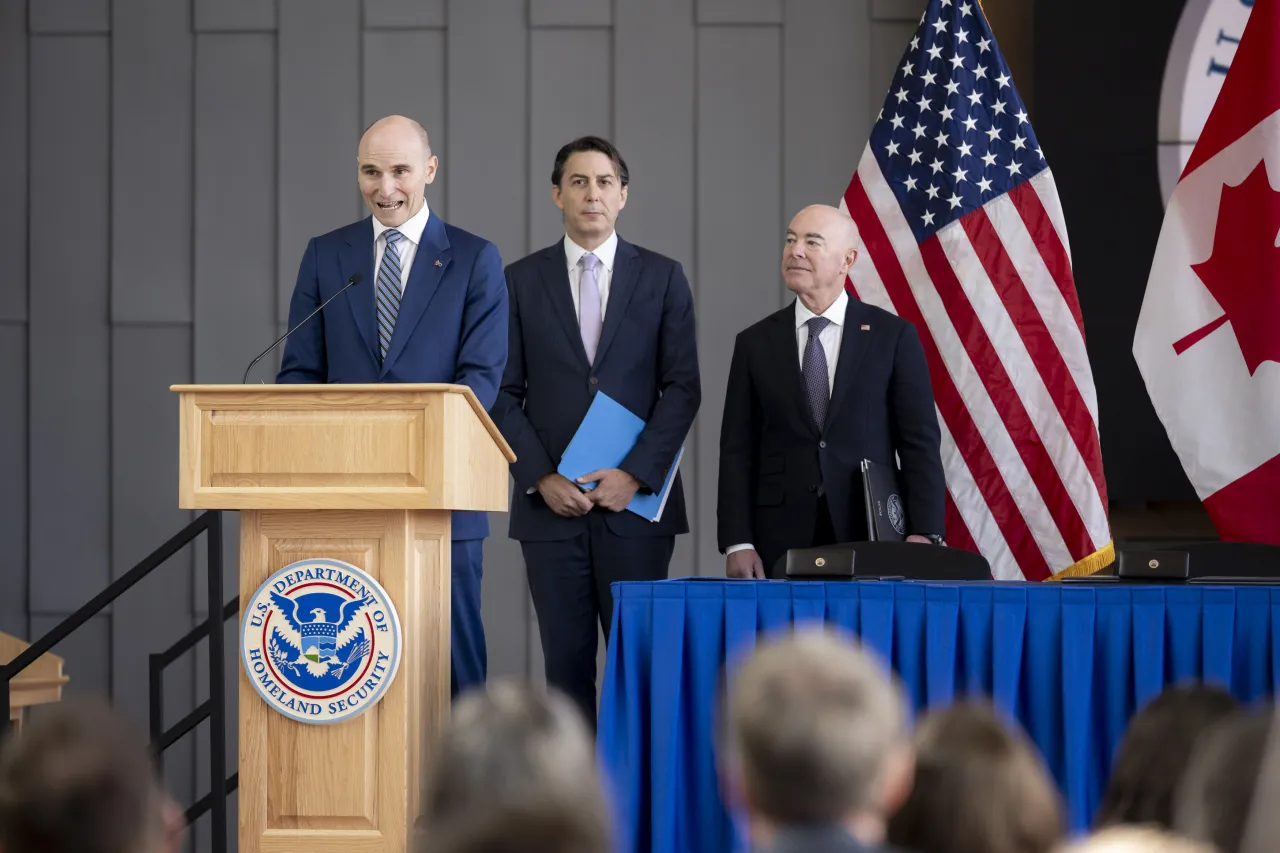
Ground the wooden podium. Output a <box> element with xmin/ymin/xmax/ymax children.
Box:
<box><xmin>1</xmin><ymin>632</ymin><xmax>67</xmax><ymax>730</ymax></box>
<box><xmin>172</xmin><ymin>384</ymin><xmax>514</xmax><ymax>853</ymax></box>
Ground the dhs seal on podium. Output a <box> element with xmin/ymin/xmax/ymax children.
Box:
<box><xmin>241</xmin><ymin>559</ymin><xmax>402</xmax><ymax>724</ymax></box>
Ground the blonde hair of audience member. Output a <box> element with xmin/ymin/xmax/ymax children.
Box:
<box><xmin>1053</xmin><ymin>826</ymin><xmax>1216</xmax><ymax>853</ymax></box>
<box><xmin>1174</xmin><ymin>710</ymin><xmax>1271</xmax><ymax>853</ymax></box>
<box><xmin>887</xmin><ymin>702</ymin><xmax>1063</xmax><ymax>853</ymax></box>
<box><xmin>0</xmin><ymin>698</ymin><xmax>184</xmax><ymax>853</ymax></box>
<box><xmin>421</xmin><ymin>681</ymin><xmax>611</xmax><ymax>853</ymax></box>
<box><xmin>723</xmin><ymin>628</ymin><xmax>913</xmax><ymax>847</ymax></box>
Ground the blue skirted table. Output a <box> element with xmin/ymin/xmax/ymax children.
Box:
<box><xmin>597</xmin><ymin>579</ymin><xmax>1280</xmax><ymax>853</ymax></box>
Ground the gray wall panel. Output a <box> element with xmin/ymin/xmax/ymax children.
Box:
<box><xmin>870</xmin><ymin>20</ymin><xmax>916</xmax><ymax>125</ymax></box>
<box><xmin>110</xmin><ymin>326</ymin><xmax>193</xmax><ymax>717</ymax></box>
<box><xmin>111</xmin><ymin>0</ymin><xmax>193</xmax><ymax>323</ymax></box>
<box><xmin>481</xmin><ymin>530</ymin><xmax>529</xmax><ymax>681</ymax></box>
<box><xmin>195</xmin><ymin>0</ymin><xmax>277</xmax><ymax>31</ymax></box>
<box><xmin>614</xmin><ymin>0</ymin><xmax>697</xmax><ymax>576</ymax></box>
<box><xmin>362</xmin><ymin>29</ymin><xmax>448</xmax><ymax>222</ymax></box>
<box><xmin>0</xmin><ymin>0</ymin><xmax>26</xmax><ymax>323</ymax></box>
<box><xmin>28</xmin><ymin>36</ymin><xmax>111</xmax><ymax>613</ymax></box>
<box><xmin>784</xmin><ymin>0</ymin><xmax>868</xmax><ymax>245</ymax></box>
<box><xmin>696</xmin><ymin>27</ymin><xmax>782</xmax><ymax>575</ymax></box>
<box><xmin>110</xmin><ymin>327</ymin><xmax>195</xmax><ymax>819</ymax></box>
<box><xmin>28</xmin><ymin>0</ymin><xmax>108</xmax><ymax>33</ymax></box>
<box><xmin>530</xmin><ymin>0</ymin><xmax>610</xmax><ymax>27</ymax></box>
<box><xmin>698</xmin><ymin>0</ymin><xmax>781</xmax><ymax>24</ymax></box>
<box><xmin>447</xmin><ymin>0</ymin><xmax>527</xmax><ymax>261</ymax></box>
<box><xmin>29</xmin><ymin>615</ymin><xmax>111</xmax><ymax>697</ymax></box>
<box><xmin>0</xmin><ymin>326</ymin><xmax>26</xmax><ymax>639</ymax></box>
<box><xmin>194</xmin><ymin>34</ymin><xmax>276</xmax><ymax>384</ymax></box>
<box><xmin>447</xmin><ymin>0</ymin><xmax>533</xmax><ymax>680</ymax></box>
<box><xmin>871</xmin><ymin>0</ymin><xmax>923</xmax><ymax>20</ymax></box>
<box><xmin>365</xmin><ymin>0</ymin><xmax>445</xmax><ymax>28</ymax></box>
<box><xmin>529</xmin><ymin>27</ymin><xmax>611</xmax><ymax>250</ymax></box>
<box><xmin>277</xmin><ymin>0</ymin><xmax>362</xmax><ymax>320</ymax></box>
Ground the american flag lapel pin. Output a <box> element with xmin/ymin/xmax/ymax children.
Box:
<box><xmin>860</xmin><ymin>324</ymin><xmax>871</xmax><ymax>331</ymax></box>
<box><xmin>434</xmin><ymin>259</ymin><xmax>442</xmax><ymax>267</ymax></box>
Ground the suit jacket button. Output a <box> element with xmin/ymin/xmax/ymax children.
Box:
<box><xmin>589</xmin><ymin>376</ymin><xmax>599</xmax><ymax>386</ymax></box>
<box><xmin>808</xmin><ymin>484</ymin><xmax>817</xmax><ymax>492</ymax></box>
<box><xmin>819</xmin><ymin>440</ymin><xmax>827</xmax><ymax>449</ymax></box>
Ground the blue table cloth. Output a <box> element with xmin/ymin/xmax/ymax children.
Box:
<box><xmin>597</xmin><ymin>579</ymin><xmax>1280</xmax><ymax>853</ymax></box>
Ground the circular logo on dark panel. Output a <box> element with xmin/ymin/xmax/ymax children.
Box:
<box><xmin>1158</xmin><ymin>0</ymin><xmax>1253</xmax><ymax>203</ymax></box>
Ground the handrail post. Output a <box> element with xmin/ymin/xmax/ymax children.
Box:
<box><xmin>206</xmin><ymin>511</ymin><xmax>228</xmax><ymax>853</ymax></box>
<box><xmin>0</xmin><ymin>668</ymin><xmax>10</xmax><ymax>743</ymax></box>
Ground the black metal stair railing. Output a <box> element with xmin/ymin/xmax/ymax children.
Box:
<box><xmin>0</xmin><ymin>510</ymin><xmax>233</xmax><ymax>853</ymax></box>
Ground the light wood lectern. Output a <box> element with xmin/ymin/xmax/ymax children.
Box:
<box><xmin>172</xmin><ymin>384</ymin><xmax>514</xmax><ymax>853</ymax></box>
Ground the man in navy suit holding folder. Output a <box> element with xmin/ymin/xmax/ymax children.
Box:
<box><xmin>493</xmin><ymin>137</ymin><xmax>700</xmax><ymax>721</ymax></box>
<box><xmin>276</xmin><ymin>115</ymin><xmax>508</xmax><ymax>698</ymax></box>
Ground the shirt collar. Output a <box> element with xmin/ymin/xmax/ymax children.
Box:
<box><xmin>373</xmin><ymin>199</ymin><xmax>431</xmax><ymax>247</ymax></box>
<box><xmin>795</xmin><ymin>288</ymin><xmax>849</xmax><ymax>329</ymax></box>
<box><xmin>565</xmin><ymin>231</ymin><xmax>619</xmax><ymax>273</ymax></box>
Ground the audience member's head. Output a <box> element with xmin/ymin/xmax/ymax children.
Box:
<box><xmin>887</xmin><ymin>701</ymin><xmax>1063</xmax><ymax>853</ymax></box>
<box><xmin>722</xmin><ymin>627</ymin><xmax>911</xmax><ymax>847</ymax></box>
<box><xmin>1174</xmin><ymin>709</ymin><xmax>1271</xmax><ymax>853</ymax></box>
<box><xmin>431</xmin><ymin>801</ymin><xmax>610</xmax><ymax>853</ymax></box>
<box><xmin>1095</xmin><ymin>683</ymin><xmax>1239</xmax><ymax>830</ymax></box>
<box><xmin>421</xmin><ymin>681</ymin><xmax>610</xmax><ymax>853</ymax></box>
<box><xmin>1054</xmin><ymin>825</ymin><xmax>1216</xmax><ymax>853</ymax></box>
<box><xmin>0</xmin><ymin>698</ymin><xmax>184</xmax><ymax>853</ymax></box>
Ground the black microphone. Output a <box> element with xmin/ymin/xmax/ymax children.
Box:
<box><xmin>242</xmin><ymin>273</ymin><xmax>364</xmax><ymax>383</ymax></box>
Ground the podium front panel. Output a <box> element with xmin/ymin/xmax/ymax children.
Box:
<box><xmin>238</xmin><ymin>509</ymin><xmax>450</xmax><ymax>853</ymax></box>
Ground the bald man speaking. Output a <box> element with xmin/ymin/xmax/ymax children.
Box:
<box><xmin>277</xmin><ymin>115</ymin><xmax>507</xmax><ymax>694</ymax></box>
<box><xmin>717</xmin><ymin>205</ymin><xmax>946</xmax><ymax>579</ymax></box>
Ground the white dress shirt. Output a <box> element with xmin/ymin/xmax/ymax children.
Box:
<box><xmin>565</xmin><ymin>231</ymin><xmax>619</xmax><ymax>320</ymax></box>
<box><xmin>372</xmin><ymin>200</ymin><xmax>431</xmax><ymax>293</ymax></box>
<box><xmin>524</xmin><ymin>232</ymin><xmax>621</xmax><ymax>497</ymax></box>
<box><xmin>726</xmin><ymin>291</ymin><xmax>849</xmax><ymax>557</ymax></box>
<box><xmin>795</xmin><ymin>289</ymin><xmax>847</xmax><ymax>394</ymax></box>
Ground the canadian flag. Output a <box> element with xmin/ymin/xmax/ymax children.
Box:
<box><xmin>1134</xmin><ymin>0</ymin><xmax>1280</xmax><ymax>543</ymax></box>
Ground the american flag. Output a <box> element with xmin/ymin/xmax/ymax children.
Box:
<box><xmin>842</xmin><ymin>0</ymin><xmax>1111</xmax><ymax>580</ymax></box>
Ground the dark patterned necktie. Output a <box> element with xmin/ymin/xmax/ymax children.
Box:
<box><xmin>803</xmin><ymin>316</ymin><xmax>832</xmax><ymax>430</ymax></box>
<box><xmin>375</xmin><ymin>228</ymin><xmax>404</xmax><ymax>361</ymax></box>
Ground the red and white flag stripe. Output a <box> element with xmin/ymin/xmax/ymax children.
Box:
<box><xmin>844</xmin><ymin>146</ymin><xmax>1112</xmax><ymax>581</ymax></box>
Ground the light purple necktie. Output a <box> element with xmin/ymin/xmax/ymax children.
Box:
<box><xmin>579</xmin><ymin>252</ymin><xmax>603</xmax><ymax>363</ymax></box>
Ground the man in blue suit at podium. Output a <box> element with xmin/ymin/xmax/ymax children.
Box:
<box><xmin>493</xmin><ymin>137</ymin><xmax>700</xmax><ymax>722</ymax></box>
<box><xmin>276</xmin><ymin>114</ymin><xmax>508</xmax><ymax>697</ymax></box>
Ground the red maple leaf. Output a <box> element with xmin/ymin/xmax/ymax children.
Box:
<box><xmin>1175</xmin><ymin>160</ymin><xmax>1280</xmax><ymax>374</ymax></box>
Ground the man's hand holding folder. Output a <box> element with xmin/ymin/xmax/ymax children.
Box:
<box><xmin>555</xmin><ymin>392</ymin><xmax>684</xmax><ymax>523</ymax></box>
<box><xmin>535</xmin><ymin>473</ymin><xmax>594</xmax><ymax>517</ymax></box>
<box><xmin>575</xmin><ymin>469</ymin><xmax>642</xmax><ymax>512</ymax></box>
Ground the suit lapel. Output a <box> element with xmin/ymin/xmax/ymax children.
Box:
<box><xmin>825</xmin><ymin>298</ymin><xmax>874</xmax><ymax>430</ymax></box>
<box><xmin>381</xmin><ymin>211</ymin><xmax>452</xmax><ymax>376</ymax></box>
<box><xmin>770</xmin><ymin>304</ymin><xmax>820</xmax><ymax>438</ymax></box>
<box><xmin>538</xmin><ymin>243</ymin><xmax>592</xmax><ymax>371</ymax></box>
<box><xmin>593</xmin><ymin>239</ymin><xmax>640</xmax><ymax>368</ymax></box>
<box><xmin>340</xmin><ymin>221</ymin><xmax>378</xmax><ymax>364</ymax></box>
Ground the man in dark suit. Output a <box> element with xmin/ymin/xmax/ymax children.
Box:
<box><xmin>722</xmin><ymin>629</ymin><xmax>914</xmax><ymax>853</ymax></box>
<box><xmin>277</xmin><ymin>115</ymin><xmax>507</xmax><ymax>696</ymax></box>
<box><xmin>718</xmin><ymin>204</ymin><xmax>946</xmax><ymax>579</ymax></box>
<box><xmin>492</xmin><ymin>136</ymin><xmax>700</xmax><ymax>721</ymax></box>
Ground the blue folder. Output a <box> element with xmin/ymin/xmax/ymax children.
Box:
<box><xmin>556</xmin><ymin>392</ymin><xmax>683</xmax><ymax>523</ymax></box>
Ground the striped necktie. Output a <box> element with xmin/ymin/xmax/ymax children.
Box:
<box><xmin>376</xmin><ymin>229</ymin><xmax>404</xmax><ymax>361</ymax></box>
